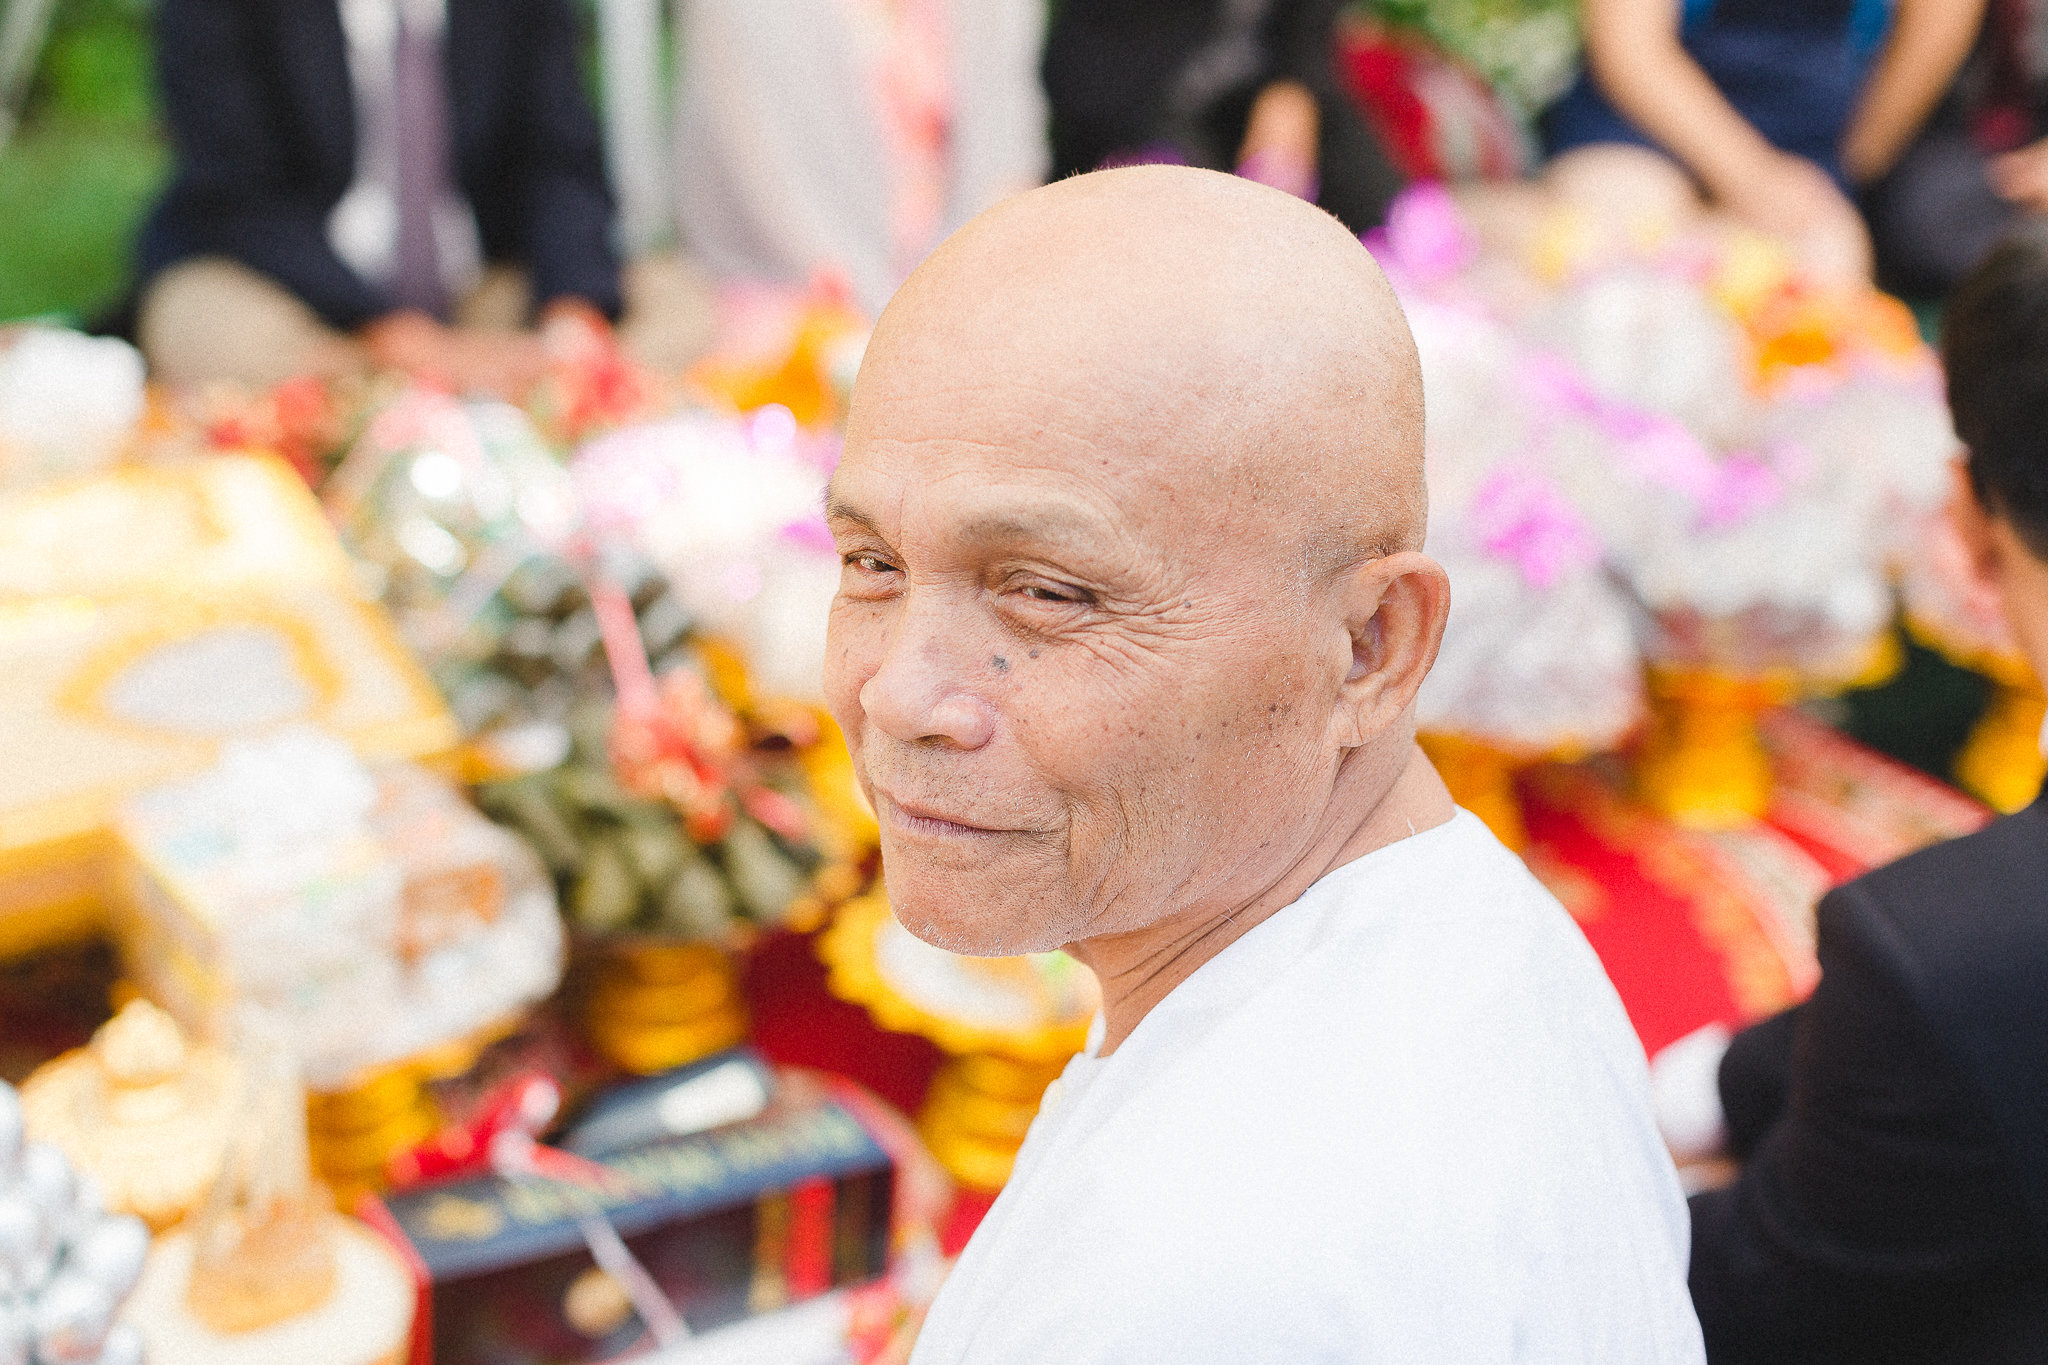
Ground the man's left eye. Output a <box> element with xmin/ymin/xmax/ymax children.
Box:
<box><xmin>1016</xmin><ymin>583</ymin><xmax>1083</xmax><ymax>605</ymax></box>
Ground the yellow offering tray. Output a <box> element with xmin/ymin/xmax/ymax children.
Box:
<box><xmin>0</xmin><ymin>455</ymin><xmax>352</xmax><ymax>601</ymax></box>
<box><xmin>820</xmin><ymin>893</ymin><xmax>1097</xmax><ymax>1191</ymax></box>
<box><xmin>0</xmin><ymin>457</ymin><xmax>456</xmax><ymax>958</ymax></box>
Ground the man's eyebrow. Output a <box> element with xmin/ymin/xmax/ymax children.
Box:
<box><xmin>823</xmin><ymin>492</ymin><xmax>879</xmax><ymax>531</ymax></box>
<box><xmin>825</xmin><ymin>493</ymin><xmax>1110</xmax><ymax>549</ymax></box>
<box><xmin>954</xmin><ymin>503</ymin><xmax>1110</xmax><ymax>548</ymax></box>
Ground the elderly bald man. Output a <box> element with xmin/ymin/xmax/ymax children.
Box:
<box><xmin>826</xmin><ymin>166</ymin><xmax>1704</xmax><ymax>1363</ymax></box>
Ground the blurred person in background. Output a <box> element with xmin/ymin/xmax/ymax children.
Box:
<box><xmin>1541</xmin><ymin>0</ymin><xmax>1985</xmax><ymax>285</ymax></box>
<box><xmin>135</xmin><ymin>0</ymin><xmax>707</xmax><ymax>392</ymax></box>
<box><xmin>1040</xmin><ymin>0</ymin><xmax>1405</xmax><ymax>234</ymax></box>
<box><xmin>1661</xmin><ymin>228</ymin><xmax>2048</xmax><ymax>1363</ymax></box>
<box><xmin>1866</xmin><ymin>0</ymin><xmax>2048</xmax><ymax>297</ymax></box>
<box><xmin>673</xmin><ymin>0</ymin><xmax>1048</xmax><ymax>319</ymax></box>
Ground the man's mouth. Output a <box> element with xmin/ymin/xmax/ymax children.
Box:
<box><xmin>874</xmin><ymin>791</ymin><xmax>1010</xmax><ymax>839</ymax></box>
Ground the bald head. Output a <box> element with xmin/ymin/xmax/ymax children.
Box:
<box><xmin>857</xmin><ymin>165</ymin><xmax>1427</xmax><ymax>570</ymax></box>
<box><xmin>826</xmin><ymin>166</ymin><xmax>1449</xmax><ymax>961</ymax></box>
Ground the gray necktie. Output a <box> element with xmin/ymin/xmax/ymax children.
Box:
<box><xmin>391</xmin><ymin>2</ymin><xmax>450</xmax><ymax>319</ymax></box>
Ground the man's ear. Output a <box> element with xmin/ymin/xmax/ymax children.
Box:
<box><xmin>1948</xmin><ymin>456</ymin><xmax>2004</xmax><ymax>594</ymax></box>
<box><xmin>1330</xmin><ymin>551</ymin><xmax>1450</xmax><ymax>750</ymax></box>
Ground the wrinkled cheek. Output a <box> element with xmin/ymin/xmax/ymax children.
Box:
<box><xmin>823</xmin><ymin>599</ymin><xmax>882</xmax><ymax>747</ymax></box>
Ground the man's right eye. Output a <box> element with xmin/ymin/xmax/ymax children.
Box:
<box><xmin>844</xmin><ymin>553</ymin><xmax>898</xmax><ymax>575</ymax></box>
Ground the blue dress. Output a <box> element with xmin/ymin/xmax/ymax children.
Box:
<box><xmin>1542</xmin><ymin>0</ymin><xmax>1894</xmax><ymax>185</ymax></box>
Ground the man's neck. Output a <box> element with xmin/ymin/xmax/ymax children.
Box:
<box><xmin>1067</xmin><ymin>743</ymin><xmax>1456</xmax><ymax>1058</ymax></box>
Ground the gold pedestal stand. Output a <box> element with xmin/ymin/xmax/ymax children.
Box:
<box><xmin>1635</xmin><ymin>668</ymin><xmax>1795</xmax><ymax>830</ymax></box>
<box><xmin>1417</xmin><ymin>732</ymin><xmax>1532</xmax><ymax>851</ymax></box>
<box><xmin>306</xmin><ymin>1066</ymin><xmax>441</xmax><ymax>1210</ymax></box>
<box><xmin>1956</xmin><ymin>671</ymin><xmax>2048</xmax><ymax>815</ymax></box>
<box><xmin>304</xmin><ymin>1018</ymin><xmax>521</xmax><ymax>1206</ymax></box>
<box><xmin>916</xmin><ymin>1052</ymin><xmax>1070</xmax><ymax>1194</ymax></box>
<box><xmin>819</xmin><ymin>894</ymin><xmax>1097</xmax><ymax>1193</ymax></box>
<box><xmin>580</xmin><ymin>939</ymin><xmax>751</xmax><ymax>1076</ymax></box>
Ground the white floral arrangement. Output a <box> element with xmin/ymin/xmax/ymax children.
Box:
<box><xmin>1372</xmin><ymin>183</ymin><xmax>1956</xmax><ymax>749</ymax></box>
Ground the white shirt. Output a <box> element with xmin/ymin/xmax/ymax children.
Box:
<box><xmin>912</xmin><ymin>810</ymin><xmax>1707</xmax><ymax>1364</ymax></box>
<box><xmin>329</xmin><ymin>0</ymin><xmax>482</xmax><ymax>296</ymax></box>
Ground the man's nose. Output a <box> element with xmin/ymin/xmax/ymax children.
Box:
<box><xmin>859</xmin><ymin>595</ymin><xmax>997</xmax><ymax>750</ymax></box>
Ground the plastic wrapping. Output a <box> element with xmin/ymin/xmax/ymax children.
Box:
<box><xmin>118</xmin><ymin>727</ymin><xmax>564</xmax><ymax>1090</ymax></box>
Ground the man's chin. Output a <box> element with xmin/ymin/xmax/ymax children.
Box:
<box><xmin>883</xmin><ymin>872</ymin><xmax>1069</xmax><ymax>958</ymax></box>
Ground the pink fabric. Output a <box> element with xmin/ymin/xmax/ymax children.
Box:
<box><xmin>871</xmin><ymin>0</ymin><xmax>954</xmax><ymax>281</ymax></box>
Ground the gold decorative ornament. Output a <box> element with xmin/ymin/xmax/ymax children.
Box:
<box><xmin>1417</xmin><ymin>732</ymin><xmax>1538</xmax><ymax>851</ymax></box>
<box><xmin>820</xmin><ymin>893</ymin><xmax>1098</xmax><ymax>1190</ymax></box>
<box><xmin>1634</xmin><ymin>666</ymin><xmax>1797</xmax><ymax>829</ymax></box>
<box><xmin>19</xmin><ymin>999</ymin><xmax>240</xmax><ymax>1230</ymax></box>
<box><xmin>305</xmin><ymin>1063</ymin><xmax>443</xmax><ymax>1209</ymax></box>
<box><xmin>579</xmin><ymin>938</ymin><xmax>751</xmax><ymax>1075</ymax></box>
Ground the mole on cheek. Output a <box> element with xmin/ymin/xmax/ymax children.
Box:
<box><xmin>991</xmin><ymin>655</ymin><xmax>1010</xmax><ymax>673</ymax></box>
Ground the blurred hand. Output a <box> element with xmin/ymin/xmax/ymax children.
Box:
<box><xmin>1237</xmin><ymin>80</ymin><xmax>1319</xmax><ymax>201</ymax></box>
<box><xmin>1721</xmin><ymin>151</ymin><xmax>1873</xmax><ymax>286</ymax></box>
<box><xmin>362</xmin><ymin>310</ymin><xmax>550</xmax><ymax>397</ymax></box>
<box><xmin>1991</xmin><ymin>136</ymin><xmax>2048</xmax><ymax>213</ymax></box>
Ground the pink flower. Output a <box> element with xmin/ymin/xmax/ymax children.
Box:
<box><xmin>1698</xmin><ymin>451</ymin><xmax>1785</xmax><ymax>529</ymax></box>
<box><xmin>1472</xmin><ymin>468</ymin><xmax>1601</xmax><ymax>589</ymax></box>
<box><xmin>1368</xmin><ymin>182</ymin><xmax>1476</xmax><ymax>287</ymax></box>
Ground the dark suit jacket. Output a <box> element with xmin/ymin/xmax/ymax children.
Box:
<box><xmin>1689</xmin><ymin>791</ymin><xmax>2048</xmax><ymax>1364</ymax></box>
<box><xmin>138</xmin><ymin>0</ymin><xmax>621</xmax><ymax>329</ymax></box>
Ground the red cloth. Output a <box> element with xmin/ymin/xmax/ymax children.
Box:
<box><xmin>1523</xmin><ymin>713</ymin><xmax>1986</xmax><ymax>1056</ymax></box>
<box><xmin>1334</xmin><ymin>20</ymin><xmax>1528</xmax><ymax>182</ymax></box>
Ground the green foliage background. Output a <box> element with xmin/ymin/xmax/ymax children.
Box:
<box><xmin>0</xmin><ymin>0</ymin><xmax>165</xmax><ymax>323</ymax></box>
<box><xmin>1364</xmin><ymin>0</ymin><xmax>1580</xmax><ymax>116</ymax></box>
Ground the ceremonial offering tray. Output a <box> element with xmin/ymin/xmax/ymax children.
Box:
<box><xmin>820</xmin><ymin>894</ymin><xmax>1097</xmax><ymax>1191</ymax></box>
<box><xmin>0</xmin><ymin>455</ymin><xmax>351</xmax><ymax>602</ymax></box>
<box><xmin>478</xmin><ymin>645</ymin><xmax>857</xmax><ymax>1075</ymax></box>
<box><xmin>116</xmin><ymin>729</ymin><xmax>563</xmax><ymax>1094</ymax></box>
<box><xmin>375</xmin><ymin>1066</ymin><xmax>892</xmax><ymax>1364</ymax></box>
